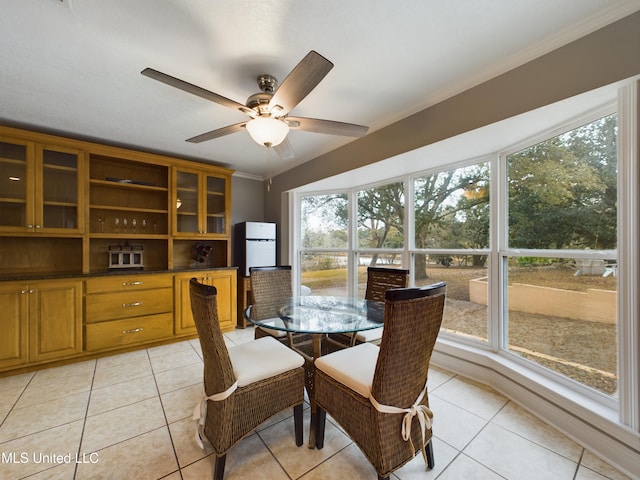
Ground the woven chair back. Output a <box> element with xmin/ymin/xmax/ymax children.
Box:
<box><xmin>365</xmin><ymin>267</ymin><xmax>409</xmax><ymax>302</ymax></box>
<box><xmin>189</xmin><ymin>278</ymin><xmax>236</xmax><ymax>396</ymax></box>
<box><xmin>371</xmin><ymin>282</ymin><xmax>446</xmax><ymax>407</ymax></box>
<box><xmin>249</xmin><ymin>266</ymin><xmax>293</xmax><ymax>320</ymax></box>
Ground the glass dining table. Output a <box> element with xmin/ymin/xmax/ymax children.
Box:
<box><xmin>245</xmin><ymin>295</ymin><xmax>385</xmax><ymax>448</ymax></box>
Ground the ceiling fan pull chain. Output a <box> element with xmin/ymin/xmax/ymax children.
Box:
<box><xmin>267</xmin><ymin>146</ymin><xmax>273</xmax><ymax>192</ymax></box>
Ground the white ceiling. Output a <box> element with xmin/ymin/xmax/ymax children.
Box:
<box><xmin>2</xmin><ymin>0</ymin><xmax>639</xmax><ymax>180</ymax></box>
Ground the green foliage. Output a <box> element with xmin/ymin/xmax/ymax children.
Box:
<box><xmin>508</xmin><ymin>114</ymin><xmax>617</xmax><ymax>250</ymax></box>
<box><xmin>300</xmin><ymin>114</ymin><xmax>617</xmax><ymax>260</ymax></box>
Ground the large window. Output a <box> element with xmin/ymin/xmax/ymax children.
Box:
<box><xmin>300</xmin><ymin>194</ymin><xmax>349</xmax><ymax>295</ymax></box>
<box><xmin>504</xmin><ymin>113</ymin><xmax>618</xmax><ymax>395</ymax></box>
<box><xmin>414</xmin><ymin>163</ymin><xmax>491</xmax><ymax>342</ymax></box>
<box><xmin>295</xmin><ymin>106</ymin><xmax>623</xmax><ymax>401</ymax></box>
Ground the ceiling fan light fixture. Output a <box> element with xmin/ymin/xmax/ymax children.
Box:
<box><xmin>246</xmin><ymin>117</ymin><xmax>289</xmax><ymax>147</ymax></box>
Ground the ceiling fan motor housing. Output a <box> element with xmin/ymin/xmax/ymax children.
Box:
<box><xmin>246</xmin><ymin>92</ymin><xmax>273</xmax><ymax>115</ymax></box>
<box><xmin>246</xmin><ymin>74</ymin><xmax>279</xmax><ymax>116</ymax></box>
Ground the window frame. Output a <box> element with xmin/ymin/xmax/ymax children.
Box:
<box><xmin>292</xmin><ymin>84</ymin><xmax>638</xmax><ymax>428</ymax></box>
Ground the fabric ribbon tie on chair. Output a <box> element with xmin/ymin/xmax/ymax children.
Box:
<box><xmin>192</xmin><ymin>381</ymin><xmax>238</xmax><ymax>449</ymax></box>
<box><xmin>369</xmin><ymin>383</ymin><xmax>433</xmax><ymax>464</ymax></box>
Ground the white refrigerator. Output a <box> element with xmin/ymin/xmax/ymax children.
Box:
<box><xmin>235</xmin><ymin>222</ymin><xmax>277</xmax><ymax>276</ymax></box>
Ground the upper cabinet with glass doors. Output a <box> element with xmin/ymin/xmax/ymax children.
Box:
<box><xmin>0</xmin><ymin>137</ymin><xmax>83</xmax><ymax>234</ymax></box>
<box><xmin>172</xmin><ymin>167</ymin><xmax>229</xmax><ymax>237</ymax></box>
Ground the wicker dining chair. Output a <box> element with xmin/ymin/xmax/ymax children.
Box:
<box><xmin>332</xmin><ymin>266</ymin><xmax>409</xmax><ymax>347</ymax></box>
<box><xmin>249</xmin><ymin>266</ymin><xmax>311</xmax><ymax>348</ymax></box>
<box><xmin>314</xmin><ymin>282</ymin><xmax>446</xmax><ymax>480</ymax></box>
<box><xmin>189</xmin><ymin>278</ymin><xmax>305</xmax><ymax>480</ymax></box>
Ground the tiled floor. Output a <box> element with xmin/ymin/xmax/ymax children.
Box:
<box><xmin>0</xmin><ymin>327</ymin><xmax>632</xmax><ymax>480</ymax></box>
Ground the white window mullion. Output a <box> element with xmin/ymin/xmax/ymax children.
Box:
<box><xmin>617</xmin><ymin>81</ymin><xmax>639</xmax><ymax>430</ymax></box>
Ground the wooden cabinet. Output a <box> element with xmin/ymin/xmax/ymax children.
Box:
<box><xmin>0</xmin><ymin>136</ymin><xmax>84</xmax><ymax>234</ymax></box>
<box><xmin>0</xmin><ymin>126</ymin><xmax>238</xmax><ymax>375</ymax></box>
<box><xmin>84</xmin><ymin>273</ymin><xmax>174</xmax><ymax>352</ymax></box>
<box><xmin>174</xmin><ymin>269</ymin><xmax>237</xmax><ymax>334</ymax></box>
<box><xmin>0</xmin><ymin>279</ymin><xmax>82</xmax><ymax>370</ymax></box>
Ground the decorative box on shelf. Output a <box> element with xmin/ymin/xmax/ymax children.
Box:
<box><xmin>108</xmin><ymin>243</ymin><xmax>144</xmax><ymax>270</ymax></box>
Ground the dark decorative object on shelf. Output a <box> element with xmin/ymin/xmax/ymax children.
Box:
<box><xmin>192</xmin><ymin>243</ymin><xmax>213</xmax><ymax>264</ymax></box>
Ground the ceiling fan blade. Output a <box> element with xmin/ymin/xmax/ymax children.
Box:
<box><xmin>286</xmin><ymin>116</ymin><xmax>369</xmax><ymax>137</ymax></box>
<box><xmin>141</xmin><ymin>68</ymin><xmax>251</xmax><ymax>114</ymax></box>
<box><xmin>186</xmin><ymin>122</ymin><xmax>247</xmax><ymax>143</ymax></box>
<box><xmin>268</xmin><ymin>51</ymin><xmax>334</xmax><ymax>116</ymax></box>
<box><xmin>274</xmin><ymin>138</ymin><xmax>295</xmax><ymax>160</ymax></box>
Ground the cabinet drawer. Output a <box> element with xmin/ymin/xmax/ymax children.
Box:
<box><xmin>85</xmin><ymin>313</ymin><xmax>173</xmax><ymax>351</ymax></box>
<box><xmin>85</xmin><ymin>274</ymin><xmax>172</xmax><ymax>294</ymax></box>
<box><xmin>85</xmin><ymin>287</ymin><xmax>173</xmax><ymax>323</ymax></box>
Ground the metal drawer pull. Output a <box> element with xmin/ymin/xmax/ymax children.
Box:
<box><xmin>122</xmin><ymin>281</ymin><xmax>143</xmax><ymax>286</ymax></box>
<box><xmin>122</xmin><ymin>327</ymin><xmax>144</xmax><ymax>334</ymax></box>
<box><xmin>122</xmin><ymin>301</ymin><xmax>143</xmax><ymax>307</ymax></box>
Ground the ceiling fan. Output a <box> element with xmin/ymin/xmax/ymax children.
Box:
<box><xmin>141</xmin><ymin>50</ymin><xmax>369</xmax><ymax>159</ymax></box>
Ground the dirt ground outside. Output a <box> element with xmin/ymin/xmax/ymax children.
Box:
<box><xmin>302</xmin><ymin>264</ymin><xmax>618</xmax><ymax>395</ymax></box>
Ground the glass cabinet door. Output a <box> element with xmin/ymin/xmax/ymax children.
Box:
<box><xmin>0</xmin><ymin>139</ymin><xmax>31</xmax><ymax>229</ymax></box>
<box><xmin>40</xmin><ymin>146</ymin><xmax>81</xmax><ymax>231</ymax></box>
<box><xmin>175</xmin><ymin>170</ymin><xmax>200</xmax><ymax>234</ymax></box>
<box><xmin>206</xmin><ymin>175</ymin><xmax>226</xmax><ymax>235</ymax></box>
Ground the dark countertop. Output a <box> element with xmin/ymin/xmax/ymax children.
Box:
<box><xmin>0</xmin><ymin>266</ymin><xmax>238</xmax><ymax>282</ymax></box>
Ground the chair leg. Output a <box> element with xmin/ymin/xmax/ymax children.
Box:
<box><xmin>213</xmin><ymin>454</ymin><xmax>226</xmax><ymax>480</ymax></box>
<box><xmin>426</xmin><ymin>439</ymin><xmax>435</xmax><ymax>469</ymax></box>
<box><xmin>294</xmin><ymin>403</ymin><xmax>304</xmax><ymax>446</ymax></box>
<box><xmin>315</xmin><ymin>407</ymin><xmax>327</xmax><ymax>449</ymax></box>
<box><xmin>377</xmin><ymin>475</ymin><xmax>389</xmax><ymax>480</ymax></box>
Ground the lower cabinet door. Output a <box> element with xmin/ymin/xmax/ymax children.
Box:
<box><xmin>29</xmin><ymin>280</ymin><xmax>83</xmax><ymax>363</ymax></box>
<box><xmin>174</xmin><ymin>270</ymin><xmax>237</xmax><ymax>335</ymax></box>
<box><xmin>0</xmin><ymin>283</ymin><xmax>29</xmax><ymax>369</ymax></box>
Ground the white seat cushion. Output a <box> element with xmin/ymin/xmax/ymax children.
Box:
<box><xmin>355</xmin><ymin>326</ymin><xmax>383</xmax><ymax>343</ymax></box>
<box><xmin>228</xmin><ymin>336</ymin><xmax>304</xmax><ymax>387</ymax></box>
<box><xmin>315</xmin><ymin>342</ymin><xmax>379</xmax><ymax>397</ymax></box>
<box><xmin>256</xmin><ymin>323</ymin><xmax>288</xmax><ymax>338</ymax></box>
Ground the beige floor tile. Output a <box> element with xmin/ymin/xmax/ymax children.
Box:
<box><xmin>147</xmin><ymin>340</ymin><xmax>194</xmax><ymax>358</ymax></box>
<box><xmin>23</xmin><ymin>462</ymin><xmax>77</xmax><ymax>479</ymax></box>
<box><xmin>81</xmin><ymin>396</ymin><xmax>166</xmax><ymax>453</ymax></box>
<box><xmin>169</xmin><ymin>415</ymin><xmax>215</xmax><ymax>468</ymax></box>
<box><xmin>0</xmin><ymin>385</ymin><xmax>26</xmax><ymax>412</ymax></box>
<box><xmin>0</xmin><ymin>419</ymin><xmax>83</xmax><ymax>479</ymax></box>
<box><xmin>391</xmin><ymin>438</ymin><xmax>459</xmax><ymax>480</ymax></box>
<box><xmin>181</xmin><ymin>433</ymin><xmax>289</xmax><ymax>480</ymax></box>
<box><xmin>149</xmin><ymin>347</ymin><xmax>202</xmax><ymax>373</ymax></box>
<box><xmin>436</xmin><ymin>453</ymin><xmax>504</xmax><ymax>480</ymax></box>
<box><xmin>299</xmin><ymin>442</ymin><xmax>379</xmax><ymax>479</ymax></box>
<box><xmin>575</xmin><ymin>465</ymin><xmax>614</xmax><ymax>480</ymax></box>
<box><xmin>427</xmin><ymin>366</ymin><xmax>455</xmax><ymax>390</ymax></box>
<box><xmin>28</xmin><ymin>360</ymin><xmax>95</xmax><ymax>388</ymax></box>
<box><xmin>154</xmin><ymin>362</ymin><xmax>203</xmax><ymax>394</ymax></box>
<box><xmin>75</xmin><ymin>427</ymin><xmax>179</xmax><ymax>480</ymax></box>
<box><xmin>492</xmin><ymin>401</ymin><xmax>583</xmax><ymax>462</ymax></box>
<box><xmin>428</xmin><ymin>395</ymin><xmax>488</xmax><ymax>450</ymax></box>
<box><xmin>579</xmin><ymin>450</ymin><xmax>632</xmax><ymax>480</ymax></box>
<box><xmin>91</xmin><ymin>356</ymin><xmax>153</xmax><ymax>390</ymax></box>
<box><xmin>95</xmin><ymin>348</ymin><xmax>149</xmax><ymax>370</ymax></box>
<box><xmin>88</xmin><ymin>374</ymin><xmax>158</xmax><ymax>416</ymax></box>
<box><xmin>464</xmin><ymin>423</ymin><xmax>577</xmax><ymax>480</ymax></box>
<box><xmin>15</xmin><ymin>372</ymin><xmax>92</xmax><ymax>410</ymax></box>
<box><xmin>223</xmin><ymin>327</ymin><xmax>256</xmax><ymax>346</ymax></box>
<box><xmin>431</xmin><ymin>376</ymin><xmax>508</xmax><ymax>420</ymax></box>
<box><xmin>259</xmin><ymin>408</ymin><xmax>352</xmax><ymax>479</ymax></box>
<box><xmin>161</xmin><ymin>383</ymin><xmax>201</xmax><ymax>424</ymax></box>
<box><xmin>0</xmin><ymin>371</ymin><xmax>34</xmax><ymax>390</ymax></box>
<box><xmin>0</xmin><ymin>391</ymin><xmax>89</xmax><ymax>443</ymax></box>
